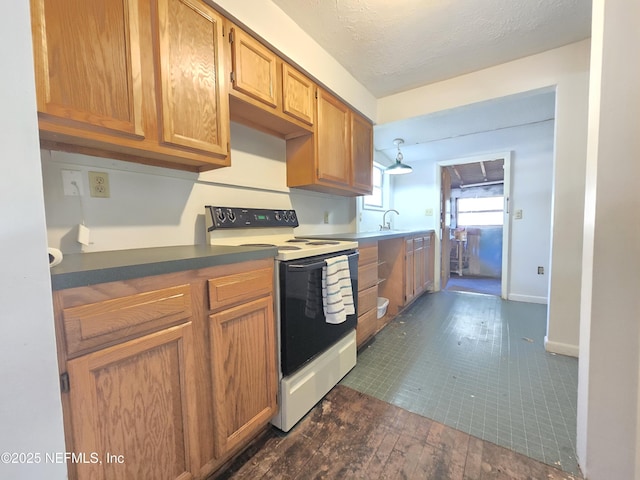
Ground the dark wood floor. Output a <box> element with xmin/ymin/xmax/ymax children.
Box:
<box><xmin>214</xmin><ymin>385</ymin><xmax>581</xmax><ymax>479</ymax></box>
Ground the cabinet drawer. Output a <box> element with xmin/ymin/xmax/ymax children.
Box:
<box><xmin>359</xmin><ymin>285</ymin><xmax>377</xmax><ymax>314</ymax></box>
<box><xmin>358</xmin><ymin>262</ymin><xmax>378</xmax><ymax>291</ymax></box>
<box><xmin>358</xmin><ymin>242</ymin><xmax>378</xmax><ymax>266</ymax></box>
<box><xmin>356</xmin><ymin>308</ymin><xmax>377</xmax><ymax>347</ymax></box>
<box><xmin>62</xmin><ymin>284</ymin><xmax>192</xmax><ymax>358</ymax></box>
<box><xmin>413</xmin><ymin>237</ymin><xmax>423</xmax><ymax>249</ymax></box>
<box><xmin>208</xmin><ymin>267</ymin><xmax>273</xmax><ymax>311</ymax></box>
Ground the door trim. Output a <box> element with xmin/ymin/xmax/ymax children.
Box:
<box><xmin>436</xmin><ymin>151</ymin><xmax>512</xmax><ymax>299</ymax></box>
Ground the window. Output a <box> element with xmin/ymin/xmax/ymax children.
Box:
<box><xmin>363</xmin><ymin>164</ymin><xmax>384</xmax><ymax>209</ymax></box>
<box><xmin>457</xmin><ymin>196</ymin><xmax>504</xmax><ymax>226</ymax></box>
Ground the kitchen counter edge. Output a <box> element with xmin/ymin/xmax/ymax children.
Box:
<box><xmin>301</xmin><ymin>230</ymin><xmax>435</xmax><ymax>242</ymax></box>
<box><xmin>50</xmin><ymin>244</ymin><xmax>278</xmax><ymax>290</ymax></box>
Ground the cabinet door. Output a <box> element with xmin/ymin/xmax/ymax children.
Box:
<box><xmin>351</xmin><ymin>112</ymin><xmax>373</xmax><ymax>194</ymax></box>
<box><xmin>405</xmin><ymin>238</ymin><xmax>415</xmax><ymax>304</ymax></box>
<box><xmin>316</xmin><ymin>89</ymin><xmax>350</xmax><ymax>187</ymax></box>
<box><xmin>66</xmin><ymin>323</ymin><xmax>199</xmax><ymax>480</ymax></box>
<box><xmin>155</xmin><ymin>0</ymin><xmax>229</xmax><ymax>156</ymax></box>
<box><xmin>424</xmin><ymin>233</ymin><xmax>435</xmax><ymax>291</ymax></box>
<box><xmin>230</xmin><ymin>27</ymin><xmax>278</xmax><ymax>108</ymax></box>
<box><xmin>210</xmin><ymin>296</ymin><xmax>277</xmax><ymax>457</ymax></box>
<box><xmin>414</xmin><ymin>236</ymin><xmax>425</xmax><ymax>297</ymax></box>
<box><xmin>31</xmin><ymin>0</ymin><xmax>144</xmax><ymax>138</ymax></box>
<box><xmin>282</xmin><ymin>63</ymin><xmax>315</xmax><ymax>126</ymax></box>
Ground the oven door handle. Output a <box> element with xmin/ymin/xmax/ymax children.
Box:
<box><xmin>286</xmin><ymin>251</ymin><xmax>359</xmax><ymax>272</ymax></box>
<box><xmin>287</xmin><ymin>260</ymin><xmax>326</xmax><ymax>272</ymax></box>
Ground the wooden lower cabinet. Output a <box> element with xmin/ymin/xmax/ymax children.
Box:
<box><xmin>66</xmin><ymin>323</ymin><xmax>199</xmax><ymax>480</ymax></box>
<box><xmin>209</xmin><ymin>296</ymin><xmax>277</xmax><ymax>457</ymax></box>
<box><xmin>53</xmin><ymin>259</ymin><xmax>276</xmax><ymax>480</ymax></box>
<box><xmin>356</xmin><ymin>241</ymin><xmax>379</xmax><ymax>347</ymax></box>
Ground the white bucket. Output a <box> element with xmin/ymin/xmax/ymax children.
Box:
<box><xmin>377</xmin><ymin>297</ymin><xmax>389</xmax><ymax>319</ymax></box>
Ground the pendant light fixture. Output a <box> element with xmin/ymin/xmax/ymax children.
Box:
<box><xmin>385</xmin><ymin>138</ymin><xmax>413</xmax><ymax>175</ymax></box>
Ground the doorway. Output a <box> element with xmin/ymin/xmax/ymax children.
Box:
<box><xmin>437</xmin><ymin>152</ymin><xmax>512</xmax><ymax>298</ymax></box>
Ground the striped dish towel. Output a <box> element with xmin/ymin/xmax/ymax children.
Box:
<box><xmin>322</xmin><ymin>255</ymin><xmax>354</xmax><ymax>324</ymax></box>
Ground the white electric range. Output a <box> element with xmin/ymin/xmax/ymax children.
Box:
<box><xmin>205</xmin><ymin>206</ymin><xmax>359</xmax><ymax>432</ymax></box>
<box><xmin>205</xmin><ymin>206</ymin><xmax>357</xmax><ymax>260</ymax></box>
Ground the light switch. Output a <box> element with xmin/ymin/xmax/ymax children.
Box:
<box><xmin>514</xmin><ymin>209</ymin><xmax>523</xmax><ymax>220</ymax></box>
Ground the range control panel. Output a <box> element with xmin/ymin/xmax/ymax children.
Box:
<box><xmin>206</xmin><ymin>206</ymin><xmax>299</xmax><ymax>230</ymax></box>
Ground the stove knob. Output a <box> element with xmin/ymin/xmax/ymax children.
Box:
<box><xmin>282</xmin><ymin>211</ymin><xmax>289</xmax><ymax>222</ymax></box>
<box><xmin>215</xmin><ymin>208</ymin><xmax>226</xmax><ymax>224</ymax></box>
<box><xmin>288</xmin><ymin>210</ymin><xmax>297</xmax><ymax>223</ymax></box>
<box><xmin>274</xmin><ymin>211</ymin><xmax>282</xmax><ymax>222</ymax></box>
<box><xmin>226</xmin><ymin>208</ymin><xmax>236</xmax><ymax>223</ymax></box>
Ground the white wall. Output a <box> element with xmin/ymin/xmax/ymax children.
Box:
<box><xmin>577</xmin><ymin>0</ymin><xmax>640</xmax><ymax>477</ymax></box>
<box><xmin>392</xmin><ymin>120</ymin><xmax>554</xmax><ymax>303</ymax></box>
<box><xmin>42</xmin><ymin>123</ymin><xmax>355</xmax><ymax>253</ymax></box>
<box><xmin>0</xmin><ymin>3</ymin><xmax>67</xmax><ymax>479</ymax></box>
<box><xmin>379</xmin><ymin>41</ymin><xmax>590</xmax><ymax>355</ymax></box>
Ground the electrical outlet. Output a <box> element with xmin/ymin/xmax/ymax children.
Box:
<box><xmin>425</xmin><ymin>208</ymin><xmax>434</xmax><ymax>216</ymax></box>
<box><xmin>515</xmin><ymin>209</ymin><xmax>523</xmax><ymax>220</ymax></box>
<box><xmin>538</xmin><ymin>266</ymin><xmax>544</xmax><ymax>275</ymax></box>
<box><xmin>323</xmin><ymin>211</ymin><xmax>329</xmax><ymax>224</ymax></box>
<box><xmin>88</xmin><ymin>171</ymin><xmax>110</xmax><ymax>198</ymax></box>
<box><xmin>61</xmin><ymin>169</ymin><xmax>84</xmax><ymax>196</ymax></box>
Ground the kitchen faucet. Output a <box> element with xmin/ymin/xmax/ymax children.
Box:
<box><xmin>380</xmin><ymin>209</ymin><xmax>399</xmax><ymax>230</ymax></box>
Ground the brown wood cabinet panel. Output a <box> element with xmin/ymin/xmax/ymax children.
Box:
<box><xmin>207</xmin><ymin>267</ymin><xmax>273</xmax><ymax>311</ymax></box>
<box><xmin>356</xmin><ymin>307</ymin><xmax>377</xmax><ymax>348</ymax></box>
<box><xmin>351</xmin><ymin>112</ymin><xmax>373</xmax><ymax>194</ymax></box>
<box><xmin>414</xmin><ymin>237</ymin><xmax>425</xmax><ymax>297</ymax></box>
<box><xmin>359</xmin><ymin>285</ymin><xmax>377</xmax><ymax>315</ymax></box>
<box><xmin>155</xmin><ymin>0</ymin><xmax>229</xmax><ymax>156</ymax></box>
<box><xmin>230</xmin><ymin>27</ymin><xmax>277</xmax><ymax>107</ymax></box>
<box><xmin>66</xmin><ymin>323</ymin><xmax>199</xmax><ymax>480</ymax></box>
<box><xmin>358</xmin><ymin>242</ymin><xmax>378</xmax><ymax>270</ymax></box>
<box><xmin>359</xmin><ymin>263</ymin><xmax>378</xmax><ymax>291</ymax></box>
<box><xmin>405</xmin><ymin>238</ymin><xmax>415</xmax><ymax>305</ymax></box>
<box><xmin>209</xmin><ymin>296</ymin><xmax>277</xmax><ymax>457</ymax></box>
<box><xmin>282</xmin><ymin>63</ymin><xmax>315</xmax><ymax>126</ymax></box>
<box><xmin>62</xmin><ymin>284</ymin><xmax>192</xmax><ymax>358</ymax></box>
<box><xmin>31</xmin><ymin>0</ymin><xmax>144</xmax><ymax>137</ymax></box>
<box><xmin>316</xmin><ymin>89</ymin><xmax>350</xmax><ymax>187</ymax></box>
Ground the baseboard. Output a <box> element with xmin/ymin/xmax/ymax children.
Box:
<box><xmin>544</xmin><ymin>336</ymin><xmax>579</xmax><ymax>357</ymax></box>
<box><xmin>507</xmin><ymin>294</ymin><xmax>547</xmax><ymax>304</ymax></box>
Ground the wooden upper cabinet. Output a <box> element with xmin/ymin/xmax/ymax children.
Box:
<box><xmin>66</xmin><ymin>323</ymin><xmax>199</xmax><ymax>480</ymax></box>
<box><xmin>155</xmin><ymin>0</ymin><xmax>229</xmax><ymax>157</ymax></box>
<box><xmin>316</xmin><ymin>89</ymin><xmax>351</xmax><ymax>187</ymax></box>
<box><xmin>226</xmin><ymin>23</ymin><xmax>314</xmax><ymax>138</ymax></box>
<box><xmin>351</xmin><ymin>112</ymin><xmax>374</xmax><ymax>194</ymax></box>
<box><xmin>287</xmin><ymin>89</ymin><xmax>373</xmax><ymax>196</ymax></box>
<box><xmin>282</xmin><ymin>63</ymin><xmax>315</xmax><ymax>126</ymax></box>
<box><xmin>30</xmin><ymin>0</ymin><xmax>230</xmax><ymax>172</ymax></box>
<box><xmin>31</xmin><ymin>0</ymin><xmax>144</xmax><ymax>138</ymax></box>
<box><xmin>229</xmin><ymin>27</ymin><xmax>278</xmax><ymax>108</ymax></box>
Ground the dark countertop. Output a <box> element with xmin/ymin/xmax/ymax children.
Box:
<box><xmin>50</xmin><ymin>244</ymin><xmax>277</xmax><ymax>290</ymax></box>
<box><xmin>300</xmin><ymin>229</ymin><xmax>435</xmax><ymax>242</ymax></box>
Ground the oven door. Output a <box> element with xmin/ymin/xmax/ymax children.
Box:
<box><xmin>279</xmin><ymin>249</ymin><xmax>358</xmax><ymax>376</ymax></box>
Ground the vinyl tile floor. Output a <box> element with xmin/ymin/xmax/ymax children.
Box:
<box><xmin>341</xmin><ymin>290</ymin><xmax>581</xmax><ymax>476</ymax></box>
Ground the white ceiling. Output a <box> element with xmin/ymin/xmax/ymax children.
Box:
<box><xmin>271</xmin><ymin>0</ymin><xmax>592</xmax><ymax>98</ymax></box>
<box><xmin>270</xmin><ymin>0</ymin><xmax>589</xmax><ymax>167</ymax></box>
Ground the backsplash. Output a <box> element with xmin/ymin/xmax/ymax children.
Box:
<box><xmin>41</xmin><ymin>123</ymin><xmax>355</xmax><ymax>253</ymax></box>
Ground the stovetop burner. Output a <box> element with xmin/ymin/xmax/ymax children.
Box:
<box><xmin>240</xmin><ymin>243</ymin><xmax>276</xmax><ymax>247</ymax></box>
<box><xmin>278</xmin><ymin>246</ymin><xmax>302</xmax><ymax>250</ymax></box>
<box><xmin>307</xmin><ymin>240</ymin><xmax>340</xmax><ymax>245</ymax></box>
<box><xmin>286</xmin><ymin>239</ymin><xmax>310</xmax><ymax>243</ymax></box>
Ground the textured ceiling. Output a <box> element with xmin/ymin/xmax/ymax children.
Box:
<box><xmin>271</xmin><ymin>0</ymin><xmax>592</xmax><ymax>98</ymax></box>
